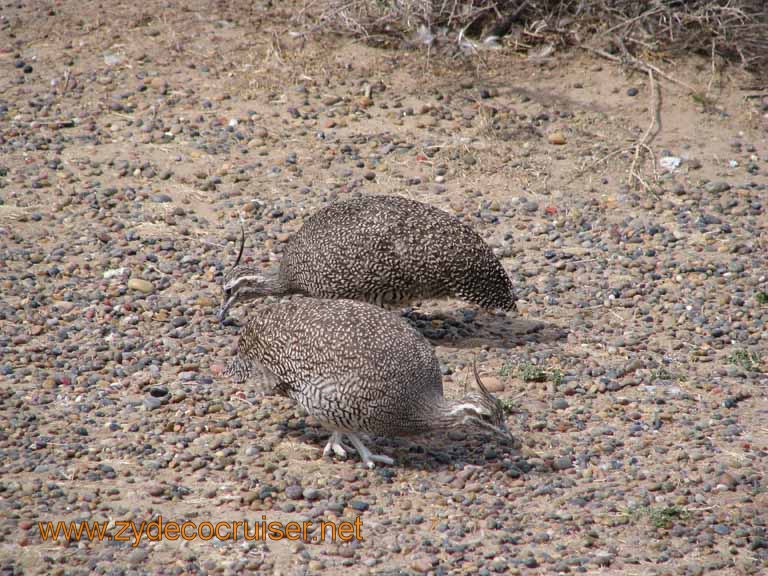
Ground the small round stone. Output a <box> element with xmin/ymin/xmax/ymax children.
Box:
<box><xmin>127</xmin><ymin>278</ymin><xmax>155</xmax><ymax>293</ymax></box>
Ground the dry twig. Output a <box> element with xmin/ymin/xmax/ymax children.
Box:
<box><xmin>297</xmin><ymin>1</ymin><xmax>768</xmax><ymax>79</ymax></box>
<box><xmin>628</xmin><ymin>69</ymin><xmax>661</xmax><ymax>191</ymax></box>
<box><xmin>581</xmin><ymin>43</ymin><xmax>698</xmax><ymax>95</ymax></box>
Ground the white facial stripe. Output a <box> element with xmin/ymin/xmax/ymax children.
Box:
<box><xmin>447</xmin><ymin>403</ymin><xmax>480</xmax><ymax>417</ymax></box>
<box><xmin>225</xmin><ymin>275</ymin><xmax>263</xmax><ymax>291</ymax></box>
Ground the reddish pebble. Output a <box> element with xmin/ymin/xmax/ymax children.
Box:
<box><xmin>209</xmin><ymin>363</ymin><xmax>225</xmax><ymax>376</ymax></box>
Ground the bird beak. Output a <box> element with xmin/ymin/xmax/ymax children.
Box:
<box><xmin>217</xmin><ymin>298</ymin><xmax>233</xmax><ymax>324</ymax></box>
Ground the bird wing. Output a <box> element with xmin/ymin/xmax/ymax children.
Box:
<box><xmin>299</xmin><ymin>372</ymin><xmax>380</xmax><ymax>429</ymax></box>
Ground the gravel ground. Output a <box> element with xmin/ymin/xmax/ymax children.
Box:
<box><xmin>1</xmin><ymin>1</ymin><xmax>767</xmax><ymax>575</ymax></box>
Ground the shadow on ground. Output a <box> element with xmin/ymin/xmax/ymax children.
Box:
<box><xmin>281</xmin><ymin>426</ymin><xmax>538</xmax><ymax>474</ymax></box>
<box><xmin>404</xmin><ymin>308</ymin><xmax>569</xmax><ymax>349</ymax></box>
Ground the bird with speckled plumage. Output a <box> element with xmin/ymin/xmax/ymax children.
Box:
<box><xmin>224</xmin><ymin>297</ymin><xmax>513</xmax><ymax>468</ymax></box>
<box><xmin>218</xmin><ymin>195</ymin><xmax>517</xmax><ymax>321</ymax></box>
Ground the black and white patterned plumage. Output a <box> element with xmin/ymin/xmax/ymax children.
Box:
<box><xmin>224</xmin><ymin>298</ymin><xmax>511</xmax><ymax>467</ymax></box>
<box><xmin>219</xmin><ymin>195</ymin><xmax>516</xmax><ymax>320</ymax></box>
<box><xmin>226</xmin><ymin>298</ymin><xmax>443</xmax><ymax>436</ymax></box>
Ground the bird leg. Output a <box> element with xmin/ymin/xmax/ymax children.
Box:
<box><xmin>345</xmin><ymin>433</ymin><xmax>394</xmax><ymax>469</ymax></box>
<box><xmin>322</xmin><ymin>431</ymin><xmax>356</xmax><ymax>459</ymax></box>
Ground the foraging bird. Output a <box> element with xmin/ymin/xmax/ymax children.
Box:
<box><xmin>224</xmin><ymin>298</ymin><xmax>512</xmax><ymax>468</ymax></box>
<box><xmin>218</xmin><ymin>195</ymin><xmax>516</xmax><ymax>321</ymax></box>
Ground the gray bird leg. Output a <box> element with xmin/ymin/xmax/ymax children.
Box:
<box><xmin>345</xmin><ymin>433</ymin><xmax>394</xmax><ymax>469</ymax></box>
<box><xmin>322</xmin><ymin>431</ymin><xmax>356</xmax><ymax>459</ymax></box>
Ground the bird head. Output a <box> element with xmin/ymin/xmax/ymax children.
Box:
<box><xmin>446</xmin><ymin>359</ymin><xmax>513</xmax><ymax>442</ymax></box>
<box><xmin>218</xmin><ymin>265</ymin><xmax>280</xmax><ymax>322</ymax></box>
<box><xmin>217</xmin><ymin>226</ymin><xmax>281</xmax><ymax>322</ymax></box>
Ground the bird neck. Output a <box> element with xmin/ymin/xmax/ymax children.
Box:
<box><xmin>263</xmin><ymin>272</ymin><xmax>290</xmax><ymax>295</ymax></box>
<box><xmin>418</xmin><ymin>396</ymin><xmax>473</xmax><ymax>433</ymax></box>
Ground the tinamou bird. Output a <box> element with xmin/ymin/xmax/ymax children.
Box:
<box><xmin>224</xmin><ymin>297</ymin><xmax>512</xmax><ymax>468</ymax></box>
<box><xmin>218</xmin><ymin>195</ymin><xmax>516</xmax><ymax>321</ymax></box>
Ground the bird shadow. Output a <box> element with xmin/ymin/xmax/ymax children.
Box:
<box><xmin>291</xmin><ymin>428</ymin><xmax>537</xmax><ymax>475</ymax></box>
<box><xmin>383</xmin><ymin>436</ymin><xmax>532</xmax><ymax>473</ymax></box>
<box><xmin>403</xmin><ymin>307</ymin><xmax>568</xmax><ymax>350</ymax></box>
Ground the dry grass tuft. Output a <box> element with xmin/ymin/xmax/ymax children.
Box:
<box><xmin>297</xmin><ymin>0</ymin><xmax>768</xmax><ymax>78</ymax></box>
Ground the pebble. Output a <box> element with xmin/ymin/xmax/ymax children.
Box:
<box><xmin>303</xmin><ymin>488</ymin><xmax>321</xmax><ymax>501</ymax></box>
<box><xmin>713</xmin><ymin>524</ymin><xmax>731</xmax><ymax>535</ymax></box>
<box><xmin>547</xmin><ymin>132</ymin><xmax>566</xmax><ymax>145</ymax></box>
<box><xmin>149</xmin><ymin>385</ymin><xmax>168</xmax><ymax>398</ymax></box>
<box><xmin>143</xmin><ymin>397</ymin><xmax>164</xmax><ymax>410</ymax></box>
<box><xmin>705</xmin><ymin>180</ymin><xmax>731</xmax><ymax>193</ymax></box>
<box><xmin>148</xmin><ymin>484</ymin><xmax>165</xmax><ymax>497</ymax></box>
<box><xmin>480</xmin><ymin>376</ymin><xmax>504</xmax><ymax>392</ymax></box>
<box><xmin>127</xmin><ymin>278</ymin><xmax>155</xmax><ymax>293</ymax></box>
<box><xmin>349</xmin><ymin>500</ymin><xmax>369</xmax><ymax>511</ymax></box>
<box><xmin>660</xmin><ymin>156</ymin><xmax>682</xmax><ymax>172</ymax></box>
<box><xmin>411</xmin><ymin>557</ymin><xmax>435</xmax><ymax>573</ymax></box>
<box><xmin>103</xmin><ymin>267</ymin><xmax>127</xmax><ymax>279</ymax></box>
<box><xmin>128</xmin><ymin>549</ymin><xmax>148</xmax><ymax>564</ymax></box>
<box><xmin>285</xmin><ymin>485</ymin><xmax>303</xmax><ymax>500</ymax></box>
<box><xmin>553</xmin><ymin>457</ymin><xmax>573</xmax><ymax>471</ymax></box>
<box><xmin>552</xmin><ymin>398</ymin><xmax>569</xmax><ymax>410</ymax></box>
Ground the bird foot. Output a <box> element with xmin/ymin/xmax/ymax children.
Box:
<box><xmin>323</xmin><ymin>432</ymin><xmax>393</xmax><ymax>468</ymax></box>
<box><xmin>345</xmin><ymin>433</ymin><xmax>394</xmax><ymax>469</ymax></box>
<box><xmin>322</xmin><ymin>432</ymin><xmax>356</xmax><ymax>459</ymax></box>
<box><xmin>361</xmin><ymin>453</ymin><xmax>395</xmax><ymax>470</ymax></box>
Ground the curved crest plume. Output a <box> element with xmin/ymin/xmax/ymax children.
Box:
<box><xmin>234</xmin><ymin>224</ymin><xmax>245</xmax><ymax>268</ymax></box>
